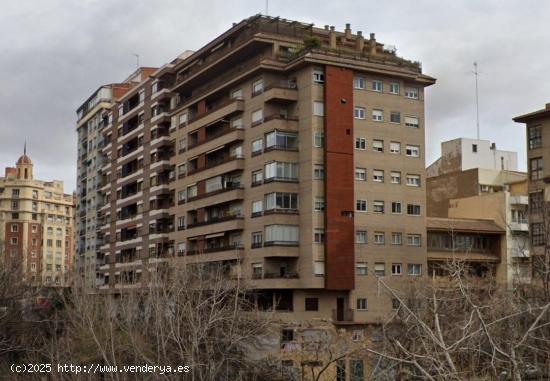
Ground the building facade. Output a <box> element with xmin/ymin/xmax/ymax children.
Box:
<box><xmin>0</xmin><ymin>151</ymin><xmax>75</xmax><ymax>286</ymax></box>
<box><xmin>87</xmin><ymin>15</ymin><xmax>435</xmax><ymax>325</ymax></box>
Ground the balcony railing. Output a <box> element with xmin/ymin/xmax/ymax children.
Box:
<box><xmin>187</xmin><ymin>154</ymin><xmax>243</xmax><ymax>176</ymax></box>
<box><xmin>186</xmin><ymin>244</ymin><xmax>244</xmax><ymax>256</ymax></box>
<box><xmin>332</xmin><ymin>308</ymin><xmax>354</xmax><ymax>323</ymax></box>
<box><xmin>186</xmin><ymin>214</ymin><xmax>244</xmax><ymax>229</ymax></box>
<box><xmin>187</xmin><ymin>184</ymin><xmax>243</xmax><ymax>203</ymax></box>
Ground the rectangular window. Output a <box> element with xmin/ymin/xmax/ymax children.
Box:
<box><xmin>390</xmin><ymin>141</ymin><xmax>401</xmax><ymax>154</ymax></box>
<box><xmin>373</xmin><ymin>201</ymin><xmax>384</xmax><ymax>214</ymax></box>
<box><xmin>313</xmin><ymin>70</ymin><xmax>324</xmax><ymax>84</ymax></box>
<box><xmin>355</xmin><ymin>168</ymin><xmax>366</xmax><ymax>181</ymax></box>
<box><xmin>372</xmin><ymin>80</ymin><xmax>382</xmax><ymax>92</ymax></box>
<box><xmin>530</xmin><ymin>157</ymin><xmax>543</xmax><ymax>180</ymax></box>
<box><xmin>265</xmin><ymin>131</ymin><xmax>298</xmax><ymax>150</ymax></box>
<box><xmin>408</xmin><ymin>264</ymin><xmax>422</xmax><ymax>276</ymax></box>
<box><xmin>252</xmin><ymin>200</ymin><xmax>263</xmax><ymax>216</ymax></box>
<box><xmin>372</xmin><ymin>109</ymin><xmax>384</xmax><ymax>122</ymax></box>
<box><xmin>407</xmin><ymin>204</ymin><xmax>421</xmax><ymax>216</ymax></box>
<box><xmin>252</xmin><ymin>79</ymin><xmax>264</xmax><ymax>95</ymax></box>
<box><xmin>252</xmin><ymin>139</ymin><xmax>263</xmax><ymax>154</ymax></box>
<box><xmin>10</xmin><ymin>237</ymin><xmax>18</xmax><ymax>245</ymax></box>
<box><xmin>405</xmin><ymin>116</ymin><xmax>419</xmax><ymax>128</ymax></box>
<box><xmin>314</xmin><ymin>197</ymin><xmax>325</xmax><ymax>212</ymax></box>
<box><xmin>313</xmin><ymin>228</ymin><xmax>325</xmax><ymax>243</ymax></box>
<box><xmin>251</xmin><ymin>109</ymin><xmax>263</xmax><ymax>125</ymax></box>
<box><xmin>354</xmin><ymin>77</ymin><xmax>366</xmax><ymax>89</ymax></box>
<box><xmin>264</xmin><ymin>192</ymin><xmax>299</xmax><ymax>211</ymax></box>
<box><xmin>407</xmin><ymin>234</ymin><xmax>422</xmax><ymax>246</ymax></box>
<box><xmin>390</xmin><ymin>111</ymin><xmax>401</xmax><ymax>123</ymax></box>
<box><xmin>405</xmin><ymin>87</ymin><xmax>419</xmax><ymax>99</ymax></box>
<box><xmin>231</xmin><ymin>88</ymin><xmax>243</xmax><ymax>99</ymax></box>
<box><xmin>356</xmin><ymin>231</ymin><xmax>367</xmax><ymax>244</ymax></box>
<box><xmin>406</xmin><ymin>145</ymin><xmax>420</xmax><ymax>157</ymax></box>
<box><xmin>392</xmin><ymin>263</ymin><xmax>402</xmax><ymax>275</ymax></box>
<box><xmin>532</xmin><ymin>223</ymin><xmax>544</xmax><ymax>246</ymax></box>
<box><xmin>406</xmin><ymin>174</ymin><xmax>421</xmax><ymax>187</ymax></box>
<box><xmin>374</xmin><ymin>263</ymin><xmax>385</xmax><ymax>276</ymax></box>
<box><xmin>264</xmin><ymin>162</ymin><xmax>299</xmax><ymax>181</ymax></box>
<box><xmin>313</xmin><ymin>164</ymin><xmax>325</xmax><ymax>179</ymax></box>
<box><xmin>529</xmin><ymin>125</ymin><xmax>542</xmax><ymax>150</ymax></box>
<box><xmin>354</xmin><ymin>107</ymin><xmax>366</xmax><ymax>120</ymax></box>
<box><xmin>373</xmin><ymin>170</ymin><xmax>384</xmax><ymax>182</ymax></box>
<box><xmin>313</xmin><ymin>101</ymin><xmax>325</xmax><ymax>116</ymax></box>
<box><xmin>251</xmin><ymin>232</ymin><xmax>263</xmax><ymax>248</ymax></box>
<box><xmin>10</xmin><ymin>224</ymin><xmax>18</xmax><ymax>233</ymax></box>
<box><xmin>374</xmin><ymin>232</ymin><xmax>385</xmax><ymax>245</ymax></box>
<box><xmin>265</xmin><ymin>225</ymin><xmax>299</xmax><ymax>245</ymax></box>
<box><xmin>314</xmin><ymin>132</ymin><xmax>324</xmax><ymax>148</ymax></box>
<box><xmin>305</xmin><ymin>298</ymin><xmax>319</xmax><ymax>311</ymax></box>
<box><xmin>356</xmin><ymin>262</ymin><xmax>368</xmax><ymax>275</ymax></box>
<box><xmin>350</xmin><ymin>359</ymin><xmax>364</xmax><ymax>381</ymax></box>
<box><xmin>355</xmin><ymin>138</ymin><xmax>367</xmax><ymax>150</ymax></box>
<box><xmin>314</xmin><ymin>261</ymin><xmax>325</xmax><ymax>276</ymax></box>
<box><xmin>392</xmin><ymin>232</ymin><xmax>403</xmax><ymax>245</ymax></box>
<box><xmin>530</xmin><ymin>191</ymin><xmax>544</xmax><ymax>214</ymax></box>
<box><xmin>372</xmin><ymin>139</ymin><xmax>384</xmax><ymax>152</ymax></box>
<box><xmin>356</xmin><ymin>298</ymin><xmax>368</xmax><ymax>310</ymax></box>
<box><xmin>389</xmin><ymin>82</ymin><xmax>400</xmax><ymax>94</ymax></box>
<box><xmin>472</xmin><ymin>144</ymin><xmax>478</xmax><ymax>153</ymax></box>
<box><xmin>391</xmin><ymin>202</ymin><xmax>402</xmax><ymax>214</ymax></box>
<box><xmin>252</xmin><ymin>170</ymin><xmax>263</xmax><ymax>185</ymax></box>
<box><xmin>356</xmin><ymin>200</ymin><xmax>367</xmax><ymax>212</ymax></box>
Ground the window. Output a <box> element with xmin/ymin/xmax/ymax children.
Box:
<box><xmin>408</xmin><ymin>264</ymin><xmax>422</xmax><ymax>276</ymax></box>
<box><xmin>407</xmin><ymin>204</ymin><xmax>421</xmax><ymax>216</ymax></box>
<box><xmin>355</xmin><ymin>168</ymin><xmax>366</xmax><ymax>181</ymax></box>
<box><xmin>252</xmin><ymin>232</ymin><xmax>263</xmax><ymax>248</ymax></box>
<box><xmin>314</xmin><ymin>132</ymin><xmax>324</xmax><ymax>148</ymax></box>
<box><xmin>232</xmin><ymin>117</ymin><xmax>243</xmax><ymax>129</ymax></box>
<box><xmin>313</xmin><ymin>101</ymin><xmax>325</xmax><ymax>116</ymax></box>
<box><xmin>12</xmin><ymin>189</ymin><xmax>20</xmax><ymax>197</ymax></box>
<box><xmin>356</xmin><ymin>262</ymin><xmax>368</xmax><ymax>275</ymax></box>
<box><xmin>30</xmin><ymin>263</ymin><xmax>37</xmax><ymax>272</ymax></box>
<box><xmin>251</xmin><ymin>109</ymin><xmax>263</xmax><ymax>125</ymax></box>
<box><xmin>264</xmin><ymin>192</ymin><xmax>299</xmax><ymax>211</ymax></box>
<box><xmin>314</xmin><ymin>197</ymin><xmax>325</xmax><ymax>212</ymax></box>
<box><xmin>374</xmin><ymin>232</ymin><xmax>385</xmax><ymax>245</ymax></box>
<box><xmin>373</xmin><ymin>201</ymin><xmax>384</xmax><ymax>214</ymax></box>
<box><xmin>252</xmin><ymin>200</ymin><xmax>263</xmax><ymax>216</ymax></box>
<box><xmin>305</xmin><ymin>298</ymin><xmax>319</xmax><ymax>311</ymax></box>
<box><xmin>356</xmin><ymin>231</ymin><xmax>367</xmax><ymax>244</ymax></box>
<box><xmin>372</xmin><ymin>80</ymin><xmax>382</xmax><ymax>92</ymax></box>
<box><xmin>252</xmin><ymin>170</ymin><xmax>263</xmax><ymax>185</ymax></box>
<box><xmin>264</xmin><ymin>162</ymin><xmax>299</xmax><ymax>181</ymax></box>
<box><xmin>31</xmin><ymin>251</ymin><xmax>36</xmax><ymax>258</ymax></box>
<box><xmin>529</xmin><ymin>125</ymin><xmax>542</xmax><ymax>150</ymax></box>
<box><xmin>372</xmin><ymin>139</ymin><xmax>384</xmax><ymax>152</ymax></box>
<box><xmin>405</xmin><ymin>116</ymin><xmax>419</xmax><ymax>128</ymax></box>
<box><xmin>388</xmin><ymin>142</ymin><xmax>401</xmax><ymax>155</ymax></box>
<box><xmin>530</xmin><ymin>157</ymin><xmax>543</xmax><ymax>180</ymax></box>
<box><xmin>392</xmin><ymin>263</ymin><xmax>402</xmax><ymax>275</ymax></box>
<box><xmin>407</xmin><ymin>234</ymin><xmax>422</xmax><ymax>246</ymax></box>
<box><xmin>356</xmin><ymin>298</ymin><xmax>368</xmax><ymax>310</ymax></box>
<box><xmin>265</xmin><ymin>225</ymin><xmax>299</xmax><ymax>245</ymax></box>
<box><xmin>252</xmin><ymin>263</ymin><xmax>263</xmax><ymax>278</ymax></box>
<box><xmin>313</xmin><ymin>70</ymin><xmax>324</xmax><ymax>84</ymax></box>
<box><xmin>373</xmin><ymin>170</ymin><xmax>384</xmax><ymax>182</ymax></box>
<box><xmin>356</xmin><ymin>200</ymin><xmax>367</xmax><ymax>212</ymax></box>
<box><xmin>350</xmin><ymin>359</ymin><xmax>364</xmax><ymax>381</ymax></box>
<box><xmin>406</xmin><ymin>145</ymin><xmax>420</xmax><ymax>157</ymax></box>
<box><xmin>390</xmin><ymin>171</ymin><xmax>401</xmax><ymax>185</ymax></box>
<box><xmin>10</xmin><ymin>224</ymin><xmax>18</xmax><ymax>233</ymax></box>
<box><xmin>252</xmin><ymin>139</ymin><xmax>263</xmax><ymax>154</ymax></box>
<box><xmin>472</xmin><ymin>144</ymin><xmax>478</xmax><ymax>153</ymax></box>
<box><xmin>10</xmin><ymin>237</ymin><xmax>18</xmax><ymax>245</ymax></box>
<box><xmin>252</xmin><ymin>79</ymin><xmax>264</xmax><ymax>95</ymax></box>
<box><xmin>406</xmin><ymin>174</ymin><xmax>421</xmax><ymax>187</ymax></box>
<box><xmin>313</xmin><ymin>228</ymin><xmax>325</xmax><ymax>243</ymax></box>
<box><xmin>11</xmin><ymin>201</ymin><xmax>19</xmax><ymax>210</ymax></box>
<box><xmin>32</xmin><ymin>190</ymin><xmax>38</xmax><ymax>199</ymax></box>
<box><xmin>10</xmin><ymin>250</ymin><xmax>17</xmax><ymax>257</ymax></box>
<box><xmin>532</xmin><ymin>223</ymin><xmax>544</xmax><ymax>246</ymax></box>
<box><xmin>390</xmin><ymin>111</ymin><xmax>401</xmax><ymax>123</ymax></box>
<box><xmin>530</xmin><ymin>191</ymin><xmax>544</xmax><ymax>214</ymax></box>
<box><xmin>355</xmin><ymin>138</ymin><xmax>367</xmax><ymax>150</ymax></box>
<box><xmin>313</xmin><ymin>164</ymin><xmax>325</xmax><ymax>179</ymax></box>
<box><xmin>354</xmin><ymin>107</ymin><xmax>366</xmax><ymax>119</ymax></box>
<box><xmin>32</xmin><ymin>225</ymin><xmax>38</xmax><ymax>233</ymax></box>
<box><xmin>374</xmin><ymin>263</ymin><xmax>385</xmax><ymax>276</ymax></box>
<box><xmin>354</xmin><ymin>77</ymin><xmax>366</xmax><ymax>89</ymax></box>
<box><xmin>405</xmin><ymin>87</ymin><xmax>419</xmax><ymax>99</ymax></box>
<box><xmin>314</xmin><ymin>261</ymin><xmax>325</xmax><ymax>276</ymax></box>
<box><xmin>392</xmin><ymin>232</ymin><xmax>403</xmax><ymax>245</ymax></box>
<box><xmin>391</xmin><ymin>202</ymin><xmax>401</xmax><ymax>214</ymax></box>
<box><xmin>177</xmin><ymin>216</ymin><xmax>186</xmax><ymax>230</ymax></box>
<box><xmin>231</xmin><ymin>88</ymin><xmax>243</xmax><ymax>99</ymax></box>
<box><xmin>389</xmin><ymin>82</ymin><xmax>400</xmax><ymax>94</ymax></box>
<box><xmin>372</xmin><ymin>109</ymin><xmax>383</xmax><ymax>122</ymax></box>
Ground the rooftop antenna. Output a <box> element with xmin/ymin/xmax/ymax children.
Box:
<box><xmin>133</xmin><ymin>54</ymin><xmax>140</xmax><ymax>69</ymax></box>
<box><xmin>265</xmin><ymin>0</ymin><xmax>269</xmax><ymax>15</ymax></box>
<box><xmin>473</xmin><ymin>62</ymin><xmax>480</xmax><ymax>140</ymax></box>
<box><xmin>24</xmin><ymin>140</ymin><xmax>27</xmax><ymax>156</ymax></box>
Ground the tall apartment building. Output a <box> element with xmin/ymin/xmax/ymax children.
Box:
<box><xmin>91</xmin><ymin>15</ymin><xmax>435</xmax><ymax>323</ymax></box>
<box><xmin>0</xmin><ymin>150</ymin><xmax>75</xmax><ymax>287</ymax></box>
<box><xmin>514</xmin><ymin>103</ymin><xmax>550</xmax><ymax>277</ymax></box>
<box><xmin>75</xmin><ymin>82</ymin><xmax>134</xmax><ymax>289</ymax></box>
<box><xmin>427</xmin><ymin>137</ymin><xmax>530</xmax><ymax>284</ymax></box>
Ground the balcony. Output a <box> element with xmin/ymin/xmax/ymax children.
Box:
<box><xmin>332</xmin><ymin>309</ymin><xmax>355</xmax><ymax>324</ymax></box>
<box><xmin>187</xmin><ymin>128</ymin><xmax>245</xmax><ymax>156</ymax></box>
<box><xmin>187</xmin><ymin>243</ymin><xmax>244</xmax><ymax>256</ymax></box>
<box><xmin>184</xmin><ymin>216</ymin><xmax>244</xmax><ymax>237</ymax></box>
<box><xmin>187</xmin><ymin>184</ymin><xmax>244</xmax><ymax>204</ymax></box>
<box><xmin>512</xmin><ymin>249</ymin><xmax>530</xmax><ymax>258</ymax></box>
<box><xmin>186</xmin><ymin>99</ymin><xmax>244</xmax><ymax>131</ymax></box>
<box><xmin>187</xmin><ymin>214</ymin><xmax>244</xmax><ymax>229</ymax></box>
<box><xmin>510</xmin><ymin>221</ymin><xmax>529</xmax><ymax>232</ymax></box>
<box><xmin>187</xmin><ymin>154</ymin><xmax>244</xmax><ymax>177</ymax></box>
<box><xmin>261</xmin><ymin>81</ymin><xmax>298</xmax><ymax>103</ymax></box>
<box><xmin>510</xmin><ymin>196</ymin><xmax>528</xmax><ymax>205</ymax></box>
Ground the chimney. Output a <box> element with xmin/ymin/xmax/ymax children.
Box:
<box><xmin>329</xmin><ymin>26</ymin><xmax>336</xmax><ymax>49</ymax></box>
<box><xmin>369</xmin><ymin>33</ymin><xmax>377</xmax><ymax>55</ymax></box>
<box><xmin>345</xmin><ymin>23</ymin><xmax>352</xmax><ymax>39</ymax></box>
<box><xmin>324</xmin><ymin>25</ymin><xmax>329</xmax><ymax>31</ymax></box>
<box><xmin>356</xmin><ymin>31</ymin><xmax>364</xmax><ymax>52</ymax></box>
<box><xmin>490</xmin><ymin>142</ymin><xmax>496</xmax><ymax>150</ymax></box>
<box><xmin>546</xmin><ymin>102</ymin><xmax>550</xmax><ymax>109</ymax></box>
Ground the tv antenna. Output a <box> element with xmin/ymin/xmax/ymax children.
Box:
<box><xmin>473</xmin><ymin>62</ymin><xmax>480</xmax><ymax>139</ymax></box>
<box><xmin>265</xmin><ymin>0</ymin><xmax>269</xmax><ymax>15</ymax></box>
<box><xmin>133</xmin><ymin>54</ymin><xmax>140</xmax><ymax>69</ymax></box>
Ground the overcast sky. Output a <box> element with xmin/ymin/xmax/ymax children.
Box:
<box><xmin>1</xmin><ymin>0</ymin><xmax>549</xmax><ymax>192</ymax></box>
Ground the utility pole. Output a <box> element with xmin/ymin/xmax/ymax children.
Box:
<box><xmin>473</xmin><ymin>62</ymin><xmax>480</xmax><ymax>140</ymax></box>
